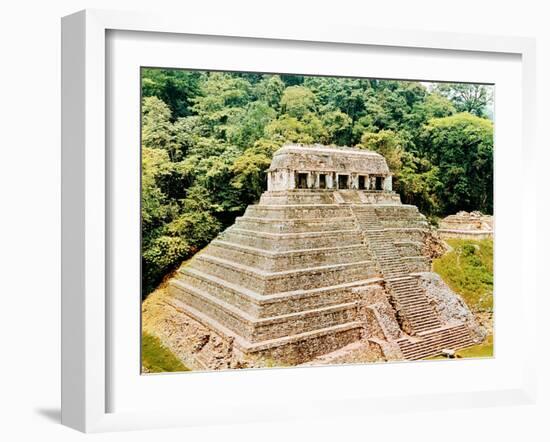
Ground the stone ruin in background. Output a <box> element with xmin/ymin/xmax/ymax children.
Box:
<box><xmin>154</xmin><ymin>144</ymin><xmax>483</xmax><ymax>370</ymax></box>
<box><xmin>438</xmin><ymin>211</ymin><xmax>493</xmax><ymax>240</ymax></box>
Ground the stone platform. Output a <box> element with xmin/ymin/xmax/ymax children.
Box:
<box><xmin>438</xmin><ymin>211</ymin><xmax>493</xmax><ymax>240</ymax></box>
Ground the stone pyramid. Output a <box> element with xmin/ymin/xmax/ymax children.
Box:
<box><xmin>166</xmin><ymin>144</ymin><xmax>476</xmax><ymax>369</ymax></box>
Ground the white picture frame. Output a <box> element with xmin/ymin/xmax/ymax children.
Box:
<box><xmin>61</xmin><ymin>9</ymin><xmax>538</xmax><ymax>433</ymax></box>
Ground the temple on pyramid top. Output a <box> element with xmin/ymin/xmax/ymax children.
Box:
<box><xmin>267</xmin><ymin>144</ymin><xmax>393</xmax><ymax>192</ymax></box>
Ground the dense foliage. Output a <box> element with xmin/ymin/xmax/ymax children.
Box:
<box><xmin>141</xmin><ymin>69</ymin><xmax>494</xmax><ymax>295</ymax></box>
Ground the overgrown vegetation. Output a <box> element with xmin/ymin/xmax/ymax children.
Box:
<box><xmin>430</xmin><ymin>239</ymin><xmax>494</xmax><ymax>360</ymax></box>
<box><xmin>141</xmin><ymin>69</ymin><xmax>494</xmax><ymax>296</ymax></box>
<box><xmin>433</xmin><ymin>239</ymin><xmax>493</xmax><ymax>312</ymax></box>
<box><xmin>141</xmin><ymin>332</ymin><xmax>189</xmax><ymax>373</ymax></box>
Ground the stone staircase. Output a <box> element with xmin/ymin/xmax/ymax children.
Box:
<box><xmin>386</xmin><ymin>277</ymin><xmax>441</xmax><ymax>333</ymax></box>
<box><xmin>396</xmin><ymin>324</ymin><xmax>472</xmax><ymax>360</ymax></box>
<box><xmin>351</xmin><ymin>206</ymin><xmax>412</xmax><ymax>279</ymax></box>
<box><xmin>350</xmin><ymin>206</ymin><xmax>473</xmax><ymax>358</ymax></box>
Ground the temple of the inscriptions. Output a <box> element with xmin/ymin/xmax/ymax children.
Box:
<box><xmin>162</xmin><ymin>144</ymin><xmax>479</xmax><ymax>370</ymax></box>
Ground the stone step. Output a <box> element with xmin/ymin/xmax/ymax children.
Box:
<box><xmin>391</xmin><ymin>284</ymin><xmax>420</xmax><ymax>291</ymax></box>
<box><xmin>391</xmin><ymin>289</ymin><xmax>420</xmax><ymax>295</ymax></box>
<box><xmin>390</xmin><ymin>282</ymin><xmax>419</xmax><ymax>289</ymax></box>
<box><xmin>399</xmin><ymin>306</ymin><xmax>434</xmax><ymax>314</ymax></box>
<box><xmin>171</xmin><ymin>279</ymin><xmax>361</xmax><ymax>343</ymax></box>
<box><xmin>400</xmin><ymin>332</ymin><xmax>472</xmax><ymax>349</ymax></box>
<box><xmin>396</xmin><ymin>324</ymin><xmax>473</xmax><ymax>360</ymax></box>
<box><xmin>390</xmin><ymin>278</ymin><xmax>417</xmax><ymax>284</ymax></box>
<box><xmin>410</xmin><ymin>324</ymin><xmax>442</xmax><ymax>334</ymax></box>
<box><xmin>189</xmin><ymin>253</ymin><xmax>378</xmax><ymax>295</ymax></box>
<box><xmin>406</xmin><ymin>310</ymin><xmax>439</xmax><ymax>319</ymax></box>
<box><xmin>400</xmin><ymin>341</ymin><xmax>472</xmax><ymax>359</ymax></box>
<box><xmin>244</xmin><ymin>205</ymin><xmax>357</xmax><ymax>221</ymax></box>
<box><xmin>397</xmin><ymin>303</ymin><xmax>433</xmax><ymax>311</ymax></box>
<box><xmin>235</xmin><ymin>216</ymin><xmax>358</xmax><ymax>234</ymax></box>
<box><xmin>393</xmin><ymin>293</ymin><xmax>426</xmax><ymax>300</ymax></box>
<box><xmin>208</xmin><ymin>240</ymin><xmax>373</xmax><ymax>272</ymax></box>
<box><xmin>384</xmin><ymin>268</ymin><xmax>409</xmax><ymax>273</ymax></box>
<box><xmin>407</xmin><ymin>319</ymin><xmax>440</xmax><ymax>328</ymax></box>
<box><xmin>177</xmin><ymin>266</ymin><xmax>382</xmax><ymax>318</ymax></box>
<box><xmin>399</xmin><ymin>336</ymin><xmax>473</xmax><ymax>359</ymax></box>
<box><xmin>393</xmin><ymin>292</ymin><xmax>427</xmax><ymax>300</ymax></box>
<box><xmin>384</xmin><ymin>271</ymin><xmax>409</xmax><ymax>277</ymax></box>
<box><xmin>399</xmin><ymin>334</ymin><xmax>472</xmax><ymax>351</ymax></box>
<box><xmin>393</xmin><ymin>291</ymin><xmax>426</xmax><ymax>298</ymax></box>
<box><xmin>172</xmin><ymin>299</ymin><xmax>364</xmax><ymax>354</ymax></box>
<box><xmin>381</xmin><ymin>265</ymin><xmax>409</xmax><ymax>270</ymax></box>
<box><xmin>388</xmin><ymin>279</ymin><xmax>442</xmax><ymax>334</ymax></box>
<box><xmin>398</xmin><ymin>302</ymin><xmax>438</xmax><ymax>314</ymax></box>
<box><xmin>401</xmin><ymin>308</ymin><xmax>439</xmax><ymax>318</ymax></box>
<box><xmin>389</xmin><ymin>282</ymin><xmax>418</xmax><ymax>289</ymax></box>
<box><xmin>221</xmin><ymin>227</ymin><xmax>364</xmax><ymax>251</ymax></box>
<box><xmin>392</xmin><ymin>287</ymin><xmax>422</xmax><ymax>294</ymax></box>
<box><xmin>406</xmin><ymin>313</ymin><xmax>439</xmax><ymax>321</ymax></box>
<box><xmin>392</xmin><ymin>290</ymin><xmax>426</xmax><ymax>298</ymax></box>
<box><xmin>392</xmin><ymin>288</ymin><xmax>424</xmax><ymax>295</ymax></box>
<box><xmin>407</xmin><ymin>334</ymin><xmax>472</xmax><ymax>348</ymax></box>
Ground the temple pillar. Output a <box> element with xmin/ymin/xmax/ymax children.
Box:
<box><xmin>307</xmin><ymin>171</ymin><xmax>315</xmax><ymax>189</ymax></box>
<box><xmin>384</xmin><ymin>175</ymin><xmax>392</xmax><ymax>191</ymax></box>
<box><xmin>287</xmin><ymin>170</ymin><xmax>296</xmax><ymax>189</ymax></box>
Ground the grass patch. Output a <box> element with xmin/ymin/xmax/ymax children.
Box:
<box><xmin>141</xmin><ymin>332</ymin><xmax>189</xmax><ymax>373</ymax></box>
<box><xmin>456</xmin><ymin>335</ymin><xmax>493</xmax><ymax>358</ymax></box>
<box><xmin>432</xmin><ymin>238</ymin><xmax>493</xmax><ymax>312</ymax></box>
<box><xmin>425</xmin><ymin>335</ymin><xmax>493</xmax><ymax>360</ymax></box>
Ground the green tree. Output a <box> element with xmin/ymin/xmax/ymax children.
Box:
<box><xmin>191</xmin><ymin>73</ymin><xmax>252</xmax><ymax>138</ymax></box>
<box><xmin>421</xmin><ymin>112</ymin><xmax>493</xmax><ymax>214</ymax></box>
<box><xmin>434</xmin><ymin>83</ymin><xmax>492</xmax><ymax>118</ymax></box>
<box><xmin>359</xmin><ymin>130</ymin><xmax>404</xmax><ymax>173</ymax></box>
<box><xmin>359</xmin><ymin>130</ymin><xmax>443</xmax><ymax>214</ymax></box>
<box><xmin>141</xmin><ymin>68</ymin><xmax>202</xmax><ymax>119</ymax></box>
<box><xmin>142</xmin><ymin>96</ymin><xmax>178</xmax><ymax>160</ymax></box>
<box><xmin>320</xmin><ymin>109</ymin><xmax>353</xmax><ymax>145</ymax></box>
<box><xmin>280</xmin><ymin>86</ymin><xmax>317</xmax><ymax>119</ymax></box>
<box><xmin>254</xmin><ymin>75</ymin><xmax>286</xmax><ymax>109</ymax></box>
<box><xmin>226</xmin><ymin>101</ymin><xmax>276</xmax><ymax>148</ymax></box>
<box><xmin>304</xmin><ymin>77</ymin><xmax>369</xmax><ymax>121</ymax></box>
<box><xmin>231</xmin><ymin>149</ymin><xmax>272</xmax><ymax>204</ymax></box>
